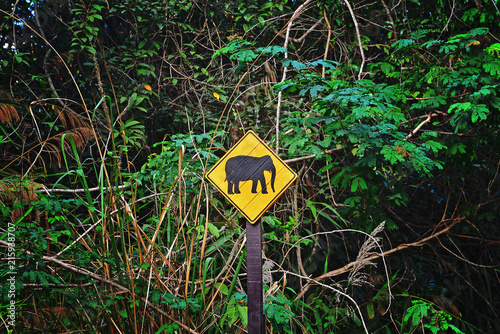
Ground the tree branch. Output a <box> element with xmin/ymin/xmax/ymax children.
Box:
<box><xmin>295</xmin><ymin>218</ymin><xmax>462</xmax><ymax>300</ymax></box>
<box><xmin>380</xmin><ymin>0</ymin><xmax>397</xmax><ymax>40</ymax></box>
<box><xmin>322</xmin><ymin>10</ymin><xmax>332</xmax><ymax>78</ymax></box>
<box><xmin>284</xmin><ymin>17</ymin><xmax>324</xmax><ymax>43</ymax></box>
<box><xmin>406</xmin><ymin>113</ymin><xmax>432</xmax><ymax>139</ymax></box>
<box><xmin>284</xmin><ymin>147</ymin><xmax>345</xmax><ymax>164</ymax></box>
<box><xmin>343</xmin><ymin>0</ymin><xmax>366</xmax><ymax>80</ymax></box>
<box><xmin>276</xmin><ymin>0</ymin><xmax>315</xmax><ymax>154</ymax></box>
<box><xmin>39</xmin><ymin>184</ymin><xmax>129</xmax><ymax>194</ymax></box>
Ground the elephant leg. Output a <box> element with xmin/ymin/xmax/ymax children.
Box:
<box><xmin>251</xmin><ymin>179</ymin><xmax>258</xmax><ymax>193</ymax></box>
<box><xmin>259</xmin><ymin>176</ymin><xmax>268</xmax><ymax>194</ymax></box>
<box><xmin>234</xmin><ymin>181</ymin><xmax>241</xmax><ymax>194</ymax></box>
<box><xmin>228</xmin><ymin>181</ymin><xmax>234</xmax><ymax>195</ymax></box>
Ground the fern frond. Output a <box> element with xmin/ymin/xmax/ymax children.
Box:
<box><xmin>0</xmin><ymin>91</ymin><xmax>21</xmax><ymax>124</ymax></box>
<box><xmin>49</xmin><ymin>103</ymin><xmax>89</xmax><ymax>129</ymax></box>
<box><xmin>38</xmin><ymin>127</ymin><xmax>92</xmax><ymax>168</ymax></box>
<box><xmin>485</xmin><ymin>43</ymin><xmax>500</xmax><ymax>57</ymax></box>
<box><xmin>0</xmin><ymin>175</ymin><xmax>41</xmax><ymax>221</ymax></box>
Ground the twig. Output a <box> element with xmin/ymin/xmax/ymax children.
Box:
<box><xmin>284</xmin><ymin>17</ymin><xmax>324</xmax><ymax>43</ymax></box>
<box><xmin>295</xmin><ymin>218</ymin><xmax>462</xmax><ymax>299</ymax></box>
<box><xmin>39</xmin><ymin>184</ymin><xmax>129</xmax><ymax>194</ymax></box>
<box><xmin>276</xmin><ymin>0</ymin><xmax>315</xmax><ymax>154</ymax></box>
<box><xmin>343</xmin><ymin>0</ymin><xmax>365</xmax><ymax>80</ymax></box>
<box><xmin>0</xmin><ymin>0</ymin><xmax>20</xmax><ymax>32</ymax></box>
<box><xmin>380</xmin><ymin>0</ymin><xmax>397</xmax><ymax>40</ymax></box>
<box><xmin>284</xmin><ymin>147</ymin><xmax>345</xmax><ymax>164</ymax></box>
<box><xmin>406</xmin><ymin>113</ymin><xmax>432</xmax><ymax>139</ymax></box>
<box><xmin>322</xmin><ymin>10</ymin><xmax>332</xmax><ymax>78</ymax></box>
<box><xmin>34</xmin><ymin>3</ymin><xmax>64</xmax><ymax>109</ymax></box>
<box><xmin>439</xmin><ymin>0</ymin><xmax>455</xmax><ymax>35</ymax></box>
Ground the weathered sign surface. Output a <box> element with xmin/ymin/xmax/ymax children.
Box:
<box><xmin>206</xmin><ymin>130</ymin><xmax>297</xmax><ymax>223</ymax></box>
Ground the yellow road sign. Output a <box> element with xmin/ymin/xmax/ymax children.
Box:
<box><xmin>206</xmin><ymin>130</ymin><xmax>297</xmax><ymax>223</ymax></box>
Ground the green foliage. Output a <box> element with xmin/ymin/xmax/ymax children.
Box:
<box><xmin>403</xmin><ymin>300</ymin><xmax>464</xmax><ymax>334</ymax></box>
<box><xmin>213</xmin><ymin>39</ymin><xmax>257</xmax><ymax>62</ymax></box>
<box><xmin>134</xmin><ymin>130</ymin><xmax>225</xmax><ymax>192</ymax></box>
<box><xmin>276</xmin><ymin>60</ymin><xmax>451</xmax><ymax>229</ymax></box>
<box><xmin>485</xmin><ymin>43</ymin><xmax>500</xmax><ymax>57</ymax></box>
<box><xmin>264</xmin><ymin>295</ymin><xmax>294</xmax><ymax>333</ymax></box>
<box><xmin>212</xmin><ymin>38</ymin><xmax>287</xmax><ymax>72</ymax></box>
<box><xmin>223</xmin><ymin>293</ymin><xmax>248</xmax><ymax>327</ymax></box>
<box><xmin>225</xmin><ymin>1</ymin><xmax>291</xmax><ymax>33</ymax></box>
<box><xmin>159</xmin><ymin>292</ymin><xmax>201</xmax><ymax>310</ymax></box>
<box><xmin>155</xmin><ymin>323</ymin><xmax>179</xmax><ymax>334</ymax></box>
<box><xmin>114</xmin><ymin>119</ymin><xmax>146</xmax><ymax>150</ymax></box>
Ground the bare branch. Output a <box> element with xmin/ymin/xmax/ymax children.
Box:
<box><xmin>381</xmin><ymin>0</ymin><xmax>398</xmax><ymax>40</ymax></box>
<box><xmin>295</xmin><ymin>218</ymin><xmax>462</xmax><ymax>299</ymax></box>
<box><xmin>406</xmin><ymin>113</ymin><xmax>432</xmax><ymax>139</ymax></box>
<box><xmin>284</xmin><ymin>147</ymin><xmax>345</xmax><ymax>164</ymax></box>
<box><xmin>343</xmin><ymin>0</ymin><xmax>366</xmax><ymax>80</ymax></box>
<box><xmin>276</xmin><ymin>0</ymin><xmax>315</xmax><ymax>154</ymax></box>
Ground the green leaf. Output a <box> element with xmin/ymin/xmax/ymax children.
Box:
<box><xmin>237</xmin><ymin>305</ymin><xmax>248</xmax><ymax>326</ymax></box>
<box><xmin>392</xmin><ymin>39</ymin><xmax>416</xmax><ymax>52</ymax></box>
<box><xmin>260</xmin><ymin>2</ymin><xmax>273</xmax><ymax>10</ymax></box>
<box><xmin>226</xmin><ymin>300</ymin><xmax>238</xmax><ymax>325</ymax></box>
<box><xmin>306</xmin><ymin>200</ymin><xmax>318</xmax><ymax>221</ymax></box>
<box><xmin>214</xmin><ymin>282</ymin><xmax>228</xmax><ymax>295</ymax></box>
<box><xmin>380</xmin><ymin>62</ymin><xmax>395</xmax><ymax>74</ymax></box>
<box><xmin>485</xmin><ymin>43</ymin><xmax>500</xmax><ymax>57</ymax></box>
<box><xmin>282</xmin><ymin>59</ymin><xmax>307</xmax><ymax>71</ymax></box>
<box><xmin>350</xmin><ymin>177</ymin><xmax>367</xmax><ymax>192</ymax></box>
<box><xmin>404</xmin><ymin>300</ymin><xmax>430</xmax><ymax>327</ymax></box>
<box><xmin>423</xmin><ymin>140</ymin><xmax>446</xmax><ymax>153</ymax></box>
<box><xmin>449</xmin><ymin>143</ymin><xmax>466</xmax><ymax>155</ymax></box>
<box><xmin>483</xmin><ymin>60</ymin><xmax>500</xmax><ymax>77</ymax></box>
<box><xmin>471</xmin><ymin>105</ymin><xmax>488</xmax><ymax>123</ymax></box>
<box><xmin>92</xmin><ymin>4</ymin><xmax>105</xmax><ymax>11</ymax></box>
<box><xmin>207</xmin><ymin>222</ymin><xmax>220</xmax><ymax>238</ymax></box>
<box><xmin>367</xmin><ymin>302</ymin><xmax>375</xmax><ymax>319</ymax></box>
<box><xmin>137</xmin><ymin>68</ymin><xmax>153</xmax><ymax>76</ymax></box>
<box><xmin>155</xmin><ymin>323</ymin><xmax>179</xmax><ymax>334</ymax></box>
<box><xmin>448</xmin><ymin>102</ymin><xmax>472</xmax><ymax>114</ymax></box>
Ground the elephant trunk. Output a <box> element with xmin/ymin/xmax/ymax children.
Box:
<box><xmin>270</xmin><ymin>163</ymin><xmax>276</xmax><ymax>192</ymax></box>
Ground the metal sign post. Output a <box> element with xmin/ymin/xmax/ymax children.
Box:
<box><xmin>246</xmin><ymin>218</ymin><xmax>265</xmax><ymax>334</ymax></box>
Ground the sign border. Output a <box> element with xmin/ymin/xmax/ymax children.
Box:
<box><xmin>206</xmin><ymin>130</ymin><xmax>297</xmax><ymax>223</ymax></box>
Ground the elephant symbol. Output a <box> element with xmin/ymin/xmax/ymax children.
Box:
<box><xmin>225</xmin><ymin>155</ymin><xmax>276</xmax><ymax>195</ymax></box>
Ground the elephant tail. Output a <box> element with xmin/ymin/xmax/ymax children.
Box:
<box><xmin>270</xmin><ymin>163</ymin><xmax>276</xmax><ymax>192</ymax></box>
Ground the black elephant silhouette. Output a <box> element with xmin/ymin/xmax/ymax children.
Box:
<box><xmin>225</xmin><ymin>155</ymin><xmax>276</xmax><ymax>195</ymax></box>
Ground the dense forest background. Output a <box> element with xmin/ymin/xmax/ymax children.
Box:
<box><xmin>1</xmin><ymin>0</ymin><xmax>499</xmax><ymax>333</ymax></box>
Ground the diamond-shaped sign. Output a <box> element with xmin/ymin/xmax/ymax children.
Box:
<box><xmin>206</xmin><ymin>130</ymin><xmax>297</xmax><ymax>223</ymax></box>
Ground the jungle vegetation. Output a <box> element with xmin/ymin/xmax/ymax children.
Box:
<box><xmin>0</xmin><ymin>0</ymin><xmax>499</xmax><ymax>333</ymax></box>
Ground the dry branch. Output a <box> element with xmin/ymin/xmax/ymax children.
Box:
<box><xmin>295</xmin><ymin>218</ymin><xmax>462</xmax><ymax>300</ymax></box>
<box><xmin>284</xmin><ymin>147</ymin><xmax>345</xmax><ymax>164</ymax></box>
<box><xmin>343</xmin><ymin>0</ymin><xmax>366</xmax><ymax>80</ymax></box>
<box><xmin>406</xmin><ymin>113</ymin><xmax>432</xmax><ymax>139</ymax></box>
<box><xmin>275</xmin><ymin>0</ymin><xmax>315</xmax><ymax>154</ymax></box>
<box><xmin>40</xmin><ymin>184</ymin><xmax>129</xmax><ymax>194</ymax></box>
